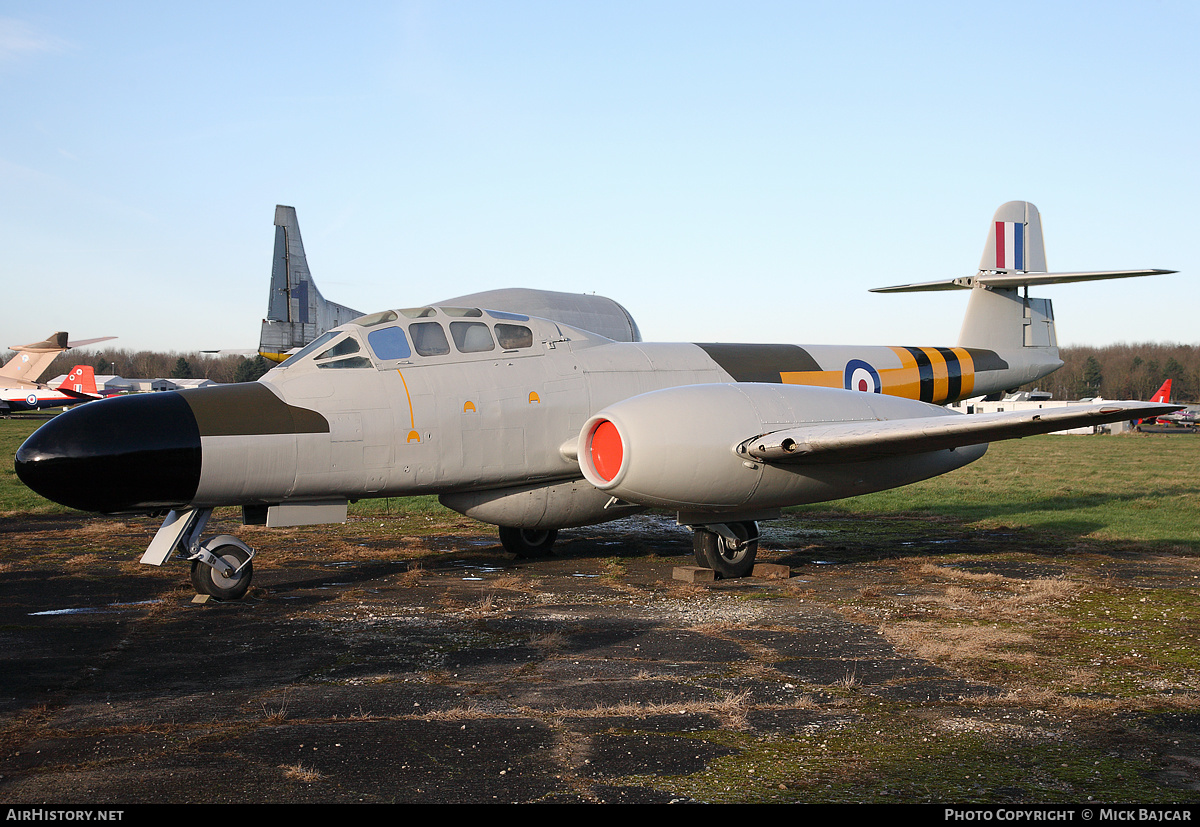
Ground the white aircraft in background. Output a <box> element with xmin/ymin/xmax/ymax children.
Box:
<box><xmin>0</xmin><ymin>365</ymin><xmax>117</xmax><ymax>416</ymax></box>
<box><xmin>258</xmin><ymin>205</ymin><xmax>642</xmax><ymax>363</ymax></box>
<box><xmin>1</xmin><ymin>333</ymin><xmax>116</xmax><ymax>416</ymax></box>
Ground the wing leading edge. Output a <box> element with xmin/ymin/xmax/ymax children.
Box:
<box><xmin>741</xmin><ymin>402</ymin><xmax>1183</xmax><ymax>464</ymax></box>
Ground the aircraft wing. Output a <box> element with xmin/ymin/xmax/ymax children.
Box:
<box><xmin>741</xmin><ymin>401</ymin><xmax>1183</xmax><ymax>464</ymax></box>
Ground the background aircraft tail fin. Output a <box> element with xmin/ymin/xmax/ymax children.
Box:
<box><xmin>259</xmin><ymin>205</ymin><xmax>363</xmax><ymax>363</ymax></box>
<box><xmin>57</xmin><ymin>365</ymin><xmax>98</xmax><ymax>395</ymax></box>
<box><xmin>1150</xmin><ymin>379</ymin><xmax>1172</xmax><ymax>404</ymax></box>
<box><xmin>1</xmin><ymin>332</ymin><xmax>70</xmax><ymax>387</ymax></box>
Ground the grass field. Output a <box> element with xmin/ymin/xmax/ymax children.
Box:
<box><xmin>792</xmin><ymin>432</ymin><xmax>1200</xmax><ymax>552</ymax></box>
<box><xmin>4</xmin><ymin>414</ymin><xmax>1197</xmax><ymax>551</ymax></box>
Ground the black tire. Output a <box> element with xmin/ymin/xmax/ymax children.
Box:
<box><xmin>692</xmin><ymin>522</ymin><xmax>758</xmax><ymax>579</ymax></box>
<box><xmin>190</xmin><ymin>544</ymin><xmax>253</xmax><ymax>600</ymax></box>
<box><xmin>498</xmin><ymin>526</ymin><xmax>558</xmax><ymax>558</ymax></box>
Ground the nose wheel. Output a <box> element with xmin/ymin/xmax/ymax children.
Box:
<box><xmin>180</xmin><ymin>528</ymin><xmax>255</xmax><ymax>601</ymax></box>
<box><xmin>189</xmin><ymin>542</ymin><xmax>253</xmax><ymax>600</ymax></box>
<box><xmin>692</xmin><ymin>521</ymin><xmax>759</xmax><ymax>579</ymax></box>
<box><xmin>190</xmin><ymin>542</ymin><xmax>254</xmax><ymax>601</ymax></box>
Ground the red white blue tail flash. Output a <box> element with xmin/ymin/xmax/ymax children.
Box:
<box><xmin>994</xmin><ymin>221</ymin><xmax>1025</xmax><ymax>271</ymax></box>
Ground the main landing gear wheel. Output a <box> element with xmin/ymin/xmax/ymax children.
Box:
<box><xmin>692</xmin><ymin>521</ymin><xmax>758</xmax><ymax>579</ymax></box>
<box><xmin>191</xmin><ymin>544</ymin><xmax>253</xmax><ymax>601</ymax></box>
<box><xmin>498</xmin><ymin>527</ymin><xmax>558</xmax><ymax>558</ymax></box>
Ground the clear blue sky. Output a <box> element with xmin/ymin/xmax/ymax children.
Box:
<box><xmin>2</xmin><ymin>1</ymin><xmax>1196</xmax><ymax>355</ymax></box>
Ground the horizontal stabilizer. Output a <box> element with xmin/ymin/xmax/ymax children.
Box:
<box><xmin>8</xmin><ymin>332</ymin><xmax>69</xmax><ymax>352</ymax></box>
<box><xmin>55</xmin><ymin>388</ymin><xmax>102</xmax><ymax>400</ymax></box>
<box><xmin>742</xmin><ymin>401</ymin><xmax>1182</xmax><ymax>464</ymax></box>
<box><xmin>66</xmin><ymin>336</ymin><xmax>116</xmax><ymax>349</ymax></box>
<box><xmin>871</xmin><ymin>269</ymin><xmax>1175</xmax><ymax>293</ymax></box>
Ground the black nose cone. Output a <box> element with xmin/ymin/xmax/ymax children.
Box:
<box><xmin>15</xmin><ymin>392</ymin><xmax>202</xmax><ymax>513</ymax></box>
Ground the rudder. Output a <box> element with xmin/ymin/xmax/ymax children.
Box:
<box><xmin>978</xmin><ymin>201</ymin><xmax>1047</xmax><ymax>274</ymax></box>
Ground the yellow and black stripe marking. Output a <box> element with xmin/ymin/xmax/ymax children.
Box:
<box><xmin>776</xmin><ymin>347</ymin><xmax>977</xmax><ymax>403</ymax></box>
<box><xmin>890</xmin><ymin>346</ymin><xmax>975</xmax><ymax>404</ymax></box>
<box><xmin>699</xmin><ymin>342</ymin><xmax>1003</xmax><ymax>405</ymax></box>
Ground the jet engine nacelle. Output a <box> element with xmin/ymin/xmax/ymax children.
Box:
<box><xmin>577</xmin><ymin>383</ymin><xmax>986</xmax><ymax>513</ymax></box>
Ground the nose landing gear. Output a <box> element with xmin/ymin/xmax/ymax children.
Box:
<box><xmin>188</xmin><ymin>538</ymin><xmax>254</xmax><ymax>601</ymax></box>
<box><xmin>143</xmin><ymin>508</ymin><xmax>256</xmax><ymax>600</ymax></box>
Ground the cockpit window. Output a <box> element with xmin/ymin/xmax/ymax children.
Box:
<box><xmin>441</xmin><ymin>307</ymin><xmax>483</xmax><ymax>318</ymax></box>
<box><xmin>410</xmin><ymin>322</ymin><xmax>450</xmax><ymax>356</ymax></box>
<box><xmin>284</xmin><ymin>331</ymin><xmax>339</xmax><ymax>364</ymax></box>
<box><xmin>314</xmin><ymin>336</ymin><xmax>372</xmax><ymax>369</ymax></box>
<box><xmin>450</xmin><ymin>321</ymin><xmax>495</xmax><ymax>353</ymax></box>
<box><xmin>495</xmin><ymin>323</ymin><xmax>533</xmax><ymax>350</ymax></box>
<box><xmin>315</xmin><ymin>338</ymin><xmax>361</xmax><ymax>361</ymax></box>
<box><xmin>353</xmin><ymin>310</ymin><xmax>400</xmax><ymax>328</ymax></box>
<box><xmin>317</xmin><ymin>356</ymin><xmax>373</xmax><ymax>369</ymax></box>
<box><xmin>367</xmin><ymin>326</ymin><xmax>411</xmax><ymax>360</ymax></box>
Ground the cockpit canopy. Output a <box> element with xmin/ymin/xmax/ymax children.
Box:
<box><xmin>274</xmin><ymin>306</ymin><xmax>546</xmax><ymax>371</ymax></box>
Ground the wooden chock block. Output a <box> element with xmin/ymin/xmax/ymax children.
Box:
<box><xmin>673</xmin><ymin>566</ymin><xmax>716</xmax><ymax>583</ymax></box>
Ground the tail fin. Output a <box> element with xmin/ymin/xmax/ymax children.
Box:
<box><xmin>258</xmin><ymin>205</ymin><xmax>364</xmax><ymax>363</ymax></box>
<box><xmin>870</xmin><ymin>201</ymin><xmax>1175</xmax><ymax>397</ymax></box>
<box><xmin>1</xmin><ymin>332</ymin><xmax>70</xmax><ymax>387</ymax></box>
<box><xmin>1150</xmin><ymin>379</ymin><xmax>1172</xmax><ymax>404</ymax></box>
<box><xmin>979</xmin><ymin>201</ymin><xmax>1048</xmax><ymax>274</ymax></box>
<box><xmin>1</xmin><ymin>333</ymin><xmax>117</xmax><ymax>389</ymax></box>
<box><xmin>57</xmin><ymin>365</ymin><xmax>98</xmax><ymax>395</ymax></box>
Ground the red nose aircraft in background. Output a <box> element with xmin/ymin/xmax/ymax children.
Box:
<box><xmin>1</xmin><ymin>365</ymin><xmax>114</xmax><ymax>415</ymax></box>
<box><xmin>1141</xmin><ymin>380</ymin><xmax>1198</xmax><ymax>428</ymax></box>
<box><xmin>15</xmin><ymin>201</ymin><xmax>1180</xmax><ymax>599</ymax></box>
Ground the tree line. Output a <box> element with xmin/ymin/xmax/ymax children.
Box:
<box><xmin>1018</xmin><ymin>342</ymin><xmax>1200</xmax><ymax>402</ymax></box>
<box><xmin>7</xmin><ymin>348</ymin><xmax>274</xmax><ymax>385</ymax></box>
<box><xmin>7</xmin><ymin>341</ymin><xmax>1198</xmax><ymax>402</ymax></box>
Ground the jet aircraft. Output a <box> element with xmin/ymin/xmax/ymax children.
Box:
<box><xmin>1</xmin><ymin>365</ymin><xmax>113</xmax><ymax>415</ymax></box>
<box><xmin>15</xmin><ymin>201</ymin><xmax>1180</xmax><ymax>600</ymax></box>
<box><xmin>1140</xmin><ymin>380</ymin><xmax>1198</xmax><ymax>427</ymax></box>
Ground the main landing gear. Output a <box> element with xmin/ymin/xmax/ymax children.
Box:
<box><xmin>691</xmin><ymin>521</ymin><xmax>759</xmax><ymax>579</ymax></box>
<box><xmin>498</xmin><ymin>526</ymin><xmax>559</xmax><ymax>558</ymax></box>
<box><xmin>497</xmin><ymin>521</ymin><xmax>760</xmax><ymax>579</ymax></box>
<box><xmin>143</xmin><ymin>508</ymin><xmax>256</xmax><ymax>600</ymax></box>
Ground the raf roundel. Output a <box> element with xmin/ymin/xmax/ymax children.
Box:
<box><xmin>844</xmin><ymin>359</ymin><xmax>882</xmax><ymax>394</ymax></box>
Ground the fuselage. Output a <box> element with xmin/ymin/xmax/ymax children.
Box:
<box><xmin>14</xmin><ymin>304</ymin><xmax>1058</xmax><ymax>518</ymax></box>
<box><xmin>0</xmin><ymin>388</ymin><xmax>105</xmax><ymax>413</ymax></box>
